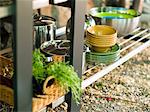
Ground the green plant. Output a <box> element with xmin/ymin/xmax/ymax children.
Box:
<box><xmin>46</xmin><ymin>62</ymin><xmax>81</xmax><ymax>104</ymax></box>
<box><xmin>32</xmin><ymin>49</ymin><xmax>81</xmax><ymax>104</ymax></box>
<box><xmin>32</xmin><ymin>49</ymin><xmax>47</xmax><ymax>84</ymax></box>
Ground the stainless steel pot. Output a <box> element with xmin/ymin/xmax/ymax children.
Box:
<box><xmin>33</xmin><ymin>15</ymin><xmax>56</xmax><ymax>49</ymax></box>
<box><xmin>88</xmin><ymin>7</ymin><xmax>141</xmax><ymax>36</ymax></box>
<box><xmin>66</xmin><ymin>15</ymin><xmax>95</xmax><ymax>40</ymax></box>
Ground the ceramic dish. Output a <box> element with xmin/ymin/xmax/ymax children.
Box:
<box><xmin>86</xmin><ymin>44</ymin><xmax>120</xmax><ymax>64</ymax></box>
<box><xmin>86</xmin><ymin>25</ymin><xmax>117</xmax><ymax>47</ymax></box>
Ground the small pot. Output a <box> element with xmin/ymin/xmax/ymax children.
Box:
<box><xmin>33</xmin><ymin>15</ymin><xmax>56</xmax><ymax>49</ymax></box>
<box><xmin>66</xmin><ymin>15</ymin><xmax>95</xmax><ymax>40</ymax></box>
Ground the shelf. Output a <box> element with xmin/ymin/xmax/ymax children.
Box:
<box><xmin>0</xmin><ymin>48</ymin><xmax>12</xmax><ymax>55</ymax></box>
<box><xmin>49</xmin><ymin>0</ymin><xmax>71</xmax><ymax>8</ymax></box>
<box><xmin>51</xmin><ymin>0</ymin><xmax>68</xmax><ymax>4</ymax></box>
<box><xmin>33</xmin><ymin>0</ymin><xmax>70</xmax><ymax>9</ymax></box>
<box><xmin>82</xmin><ymin>28</ymin><xmax>150</xmax><ymax>89</ymax></box>
<box><xmin>56</xmin><ymin>26</ymin><xmax>66</xmax><ymax>37</ymax></box>
<box><xmin>0</xmin><ymin>5</ymin><xmax>14</xmax><ymax>19</ymax></box>
<box><xmin>33</xmin><ymin>0</ymin><xmax>49</xmax><ymax>9</ymax></box>
<box><xmin>38</xmin><ymin>96</ymin><xmax>65</xmax><ymax>112</ymax></box>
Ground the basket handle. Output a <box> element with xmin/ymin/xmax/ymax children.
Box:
<box><xmin>43</xmin><ymin>76</ymin><xmax>55</xmax><ymax>94</ymax></box>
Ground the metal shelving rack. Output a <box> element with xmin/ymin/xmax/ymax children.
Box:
<box><xmin>1</xmin><ymin>0</ymin><xmax>149</xmax><ymax>112</ymax></box>
<box><xmin>17</xmin><ymin>0</ymin><xmax>85</xmax><ymax>112</ymax></box>
<box><xmin>32</xmin><ymin>0</ymin><xmax>86</xmax><ymax>111</ymax></box>
<box><xmin>14</xmin><ymin>1</ymin><xmax>33</xmax><ymax>111</ymax></box>
<box><xmin>0</xmin><ymin>1</ymin><xmax>33</xmax><ymax>111</ymax></box>
<box><xmin>0</xmin><ymin>0</ymin><xmax>85</xmax><ymax>111</ymax></box>
<box><xmin>82</xmin><ymin>28</ymin><xmax>150</xmax><ymax>89</ymax></box>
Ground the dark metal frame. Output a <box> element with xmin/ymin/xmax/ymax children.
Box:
<box><xmin>66</xmin><ymin>0</ymin><xmax>86</xmax><ymax>112</ymax></box>
<box><xmin>0</xmin><ymin>0</ymin><xmax>86</xmax><ymax>111</ymax></box>
<box><xmin>2</xmin><ymin>0</ymin><xmax>147</xmax><ymax>111</ymax></box>
<box><xmin>13</xmin><ymin>0</ymin><xmax>32</xmax><ymax>111</ymax></box>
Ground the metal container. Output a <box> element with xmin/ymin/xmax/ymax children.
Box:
<box><xmin>66</xmin><ymin>15</ymin><xmax>95</xmax><ymax>40</ymax></box>
<box><xmin>33</xmin><ymin>15</ymin><xmax>56</xmax><ymax>49</ymax></box>
<box><xmin>88</xmin><ymin>7</ymin><xmax>141</xmax><ymax>36</ymax></box>
<box><xmin>40</xmin><ymin>40</ymin><xmax>70</xmax><ymax>62</ymax></box>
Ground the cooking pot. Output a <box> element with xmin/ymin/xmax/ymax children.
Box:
<box><xmin>33</xmin><ymin>15</ymin><xmax>56</xmax><ymax>49</ymax></box>
<box><xmin>40</xmin><ymin>40</ymin><xmax>70</xmax><ymax>62</ymax></box>
<box><xmin>66</xmin><ymin>15</ymin><xmax>95</xmax><ymax>40</ymax></box>
<box><xmin>88</xmin><ymin>7</ymin><xmax>141</xmax><ymax>35</ymax></box>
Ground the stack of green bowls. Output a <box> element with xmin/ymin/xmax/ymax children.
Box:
<box><xmin>86</xmin><ymin>25</ymin><xmax>120</xmax><ymax>64</ymax></box>
<box><xmin>86</xmin><ymin>44</ymin><xmax>120</xmax><ymax>64</ymax></box>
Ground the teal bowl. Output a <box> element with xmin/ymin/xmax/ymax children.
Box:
<box><xmin>86</xmin><ymin>44</ymin><xmax>120</xmax><ymax>64</ymax></box>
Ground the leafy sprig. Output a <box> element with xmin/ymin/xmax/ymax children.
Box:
<box><xmin>46</xmin><ymin>62</ymin><xmax>81</xmax><ymax>104</ymax></box>
<box><xmin>32</xmin><ymin>49</ymin><xmax>47</xmax><ymax>84</ymax></box>
<box><xmin>32</xmin><ymin>49</ymin><xmax>81</xmax><ymax>104</ymax></box>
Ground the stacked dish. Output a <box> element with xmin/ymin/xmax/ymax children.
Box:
<box><xmin>86</xmin><ymin>25</ymin><xmax>120</xmax><ymax>63</ymax></box>
<box><xmin>86</xmin><ymin>44</ymin><xmax>120</xmax><ymax>63</ymax></box>
<box><xmin>86</xmin><ymin>25</ymin><xmax>117</xmax><ymax>52</ymax></box>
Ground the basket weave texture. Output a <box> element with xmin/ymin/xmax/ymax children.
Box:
<box><xmin>0</xmin><ymin>56</ymin><xmax>65</xmax><ymax>112</ymax></box>
<box><xmin>0</xmin><ymin>84</ymin><xmax>14</xmax><ymax>106</ymax></box>
<box><xmin>0</xmin><ymin>56</ymin><xmax>14</xmax><ymax>110</ymax></box>
<box><xmin>32</xmin><ymin>76</ymin><xmax>66</xmax><ymax>112</ymax></box>
<box><xmin>0</xmin><ymin>56</ymin><xmax>13</xmax><ymax>79</ymax></box>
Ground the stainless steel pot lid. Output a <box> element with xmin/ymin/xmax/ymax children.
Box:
<box><xmin>40</xmin><ymin>40</ymin><xmax>70</xmax><ymax>56</ymax></box>
<box><xmin>34</xmin><ymin>15</ymin><xmax>56</xmax><ymax>26</ymax></box>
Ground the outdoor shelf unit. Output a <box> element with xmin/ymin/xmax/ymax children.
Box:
<box><xmin>1</xmin><ymin>0</ymin><xmax>149</xmax><ymax>112</ymax></box>
<box><xmin>0</xmin><ymin>1</ymin><xmax>33</xmax><ymax>112</ymax></box>
<box><xmin>33</xmin><ymin>0</ymin><xmax>86</xmax><ymax>112</ymax></box>
<box><xmin>0</xmin><ymin>0</ymin><xmax>86</xmax><ymax>112</ymax></box>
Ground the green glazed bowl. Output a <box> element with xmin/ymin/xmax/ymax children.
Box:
<box><xmin>86</xmin><ymin>44</ymin><xmax>120</xmax><ymax>64</ymax></box>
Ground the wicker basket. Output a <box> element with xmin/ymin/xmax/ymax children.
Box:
<box><xmin>0</xmin><ymin>56</ymin><xmax>14</xmax><ymax>111</ymax></box>
<box><xmin>0</xmin><ymin>56</ymin><xmax>13</xmax><ymax>79</ymax></box>
<box><xmin>0</xmin><ymin>84</ymin><xmax>14</xmax><ymax>106</ymax></box>
<box><xmin>32</xmin><ymin>76</ymin><xmax>66</xmax><ymax>112</ymax></box>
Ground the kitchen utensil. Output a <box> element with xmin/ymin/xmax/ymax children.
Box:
<box><xmin>66</xmin><ymin>15</ymin><xmax>95</xmax><ymax>40</ymax></box>
<box><xmin>33</xmin><ymin>15</ymin><xmax>56</xmax><ymax>49</ymax></box>
<box><xmin>86</xmin><ymin>25</ymin><xmax>117</xmax><ymax>47</ymax></box>
<box><xmin>40</xmin><ymin>40</ymin><xmax>70</xmax><ymax>62</ymax></box>
<box><xmin>86</xmin><ymin>44</ymin><xmax>120</xmax><ymax>64</ymax></box>
<box><xmin>88</xmin><ymin>7</ymin><xmax>141</xmax><ymax>35</ymax></box>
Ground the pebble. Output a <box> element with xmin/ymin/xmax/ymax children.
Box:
<box><xmin>47</xmin><ymin>26</ymin><xmax>150</xmax><ymax>112</ymax></box>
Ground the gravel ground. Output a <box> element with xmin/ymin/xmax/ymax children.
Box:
<box><xmin>81</xmin><ymin>46</ymin><xmax>150</xmax><ymax>112</ymax></box>
<box><xmin>48</xmin><ymin>22</ymin><xmax>150</xmax><ymax>112</ymax></box>
<box><xmin>48</xmin><ymin>45</ymin><xmax>150</xmax><ymax>112</ymax></box>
